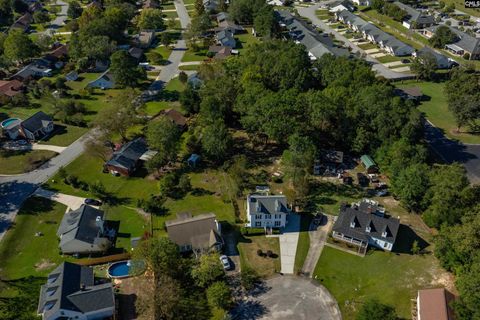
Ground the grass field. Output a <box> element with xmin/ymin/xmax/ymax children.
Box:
<box><xmin>396</xmin><ymin>80</ymin><xmax>480</xmax><ymax>144</ymax></box>
<box><xmin>294</xmin><ymin>213</ymin><xmax>312</xmax><ymax>273</ymax></box>
<box><xmin>182</xmin><ymin>48</ymin><xmax>208</xmax><ymax>62</ymax></box>
<box><xmin>358</xmin><ymin>42</ymin><xmax>378</xmax><ymax>50</ymax></box>
<box><xmin>314</xmin><ymin>245</ymin><xmax>450</xmax><ymax>319</ymax></box>
<box><xmin>236</xmin><ymin>28</ymin><xmax>260</xmax><ymax>53</ymax></box>
<box><xmin>0</xmin><ymin>150</ymin><xmax>57</xmax><ymax>175</ymax></box>
<box><xmin>376</xmin><ymin>55</ymin><xmax>403</xmax><ymax>63</ymax></box>
<box><xmin>238</xmin><ymin>235</ymin><xmax>281</xmax><ymax>277</ymax></box>
<box><xmin>0</xmin><ymin>197</ymin><xmax>70</xmax><ymax>279</ymax></box>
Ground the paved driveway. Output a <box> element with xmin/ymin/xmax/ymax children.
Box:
<box><xmin>301</xmin><ymin>215</ymin><xmax>334</xmax><ymax>277</ymax></box>
<box><xmin>34</xmin><ymin>188</ymin><xmax>88</xmax><ymax>210</ymax></box>
<box><xmin>276</xmin><ymin>214</ymin><xmax>300</xmax><ymax>274</ymax></box>
<box><xmin>425</xmin><ymin>121</ymin><xmax>480</xmax><ymax>184</ymax></box>
<box><xmin>231</xmin><ymin>276</ymin><xmax>341</xmax><ymax>320</ymax></box>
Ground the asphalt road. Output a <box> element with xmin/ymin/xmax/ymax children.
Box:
<box><xmin>0</xmin><ymin>132</ymin><xmax>89</xmax><ymax>241</ymax></box>
<box><xmin>231</xmin><ymin>276</ymin><xmax>341</xmax><ymax>320</ymax></box>
<box><xmin>424</xmin><ymin>122</ymin><xmax>480</xmax><ymax>184</ymax></box>
<box><xmin>150</xmin><ymin>0</ymin><xmax>191</xmax><ymax>90</ymax></box>
<box><xmin>296</xmin><ymin>4</ymin><xmax>415</xmax><ymax>80</ymax></box>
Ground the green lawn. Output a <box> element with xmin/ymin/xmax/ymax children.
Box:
<box><xmin>376</xmin><ymin>55</ymin><xmax>403</xmax><ymax>64</ymax></box>
<box><xmin>162</xmin><ymin>11</ymin><xmax>178</xmax><ymax>18</ymax></box>
<box><xmin>238</xmin><ymin>235</ymin><xmax>281</xmax><ymax>277</ymax></box>
<box><xmin>0</xmin><ymin>150</ymin><xmax>57</xmax><ymax>175</ymax></box>
<box><xmin>358</xmin><ymin>42</ymin><xmax>378</xmax><ymax>50</ymax></box>
<box><xmin>146</xmin><ymin>44</ymin><xmax>172</xmax><ymax>61</ymax></box>
<box><xmin>442</xmin><ymin>0</ymin><xmax>480</xmax><ymax>17</ymax></box>
<box><xmin>294</xmin><ymin>213</ymin><xmax>313</xmax><ymax>273</ymax></box>
<box><xmin>314</xmin><ymin>246</ymin><xmax>448</xmax><ymax>319</ymax></box>
<box><xmin>105</xmin><ymin>205</ymin><xmax>148</xmax><ymax>250</ymax></box>
<box><xmin>179</xmin><ymin>64</ymin><xmax>200</xmax><ymax>71</ymax></box>
<box><xmin>0</xmin><ymin>197</ymin><xmax>70</xmax><ymax>279</ymax></box>
<box><xmin>165</xmin><ymin>76</ymin><xmax>186</xmax><ymax>93</ymax></box>
<box><xmin>307</xmin><ymin>180</ymin><xmax>366</xmax><ymax>215</ymax></box>
<box><xmin>396</xmin><ymin>80</ymin><xmax>480</xmax><ymax>144</ymax></box>
<box><xmin>38</xmin><ymin>124</ymin><xmax>88</xmax><ymax>146</ymax></box>
<box><xmin>145</xmin><ymin>100</ymin><xmax>173</xmax><ymax>116</ymax></box>
<box><xmin>236</xmin><ymin>28</ymin><xmax>260</xmax><ymax>53</ymax></box>
<box><xmin>181</xmin><ymin>48</ymin><xmax>208</xmax><ymax>62</ymax></box>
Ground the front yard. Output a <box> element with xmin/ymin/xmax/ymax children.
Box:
<box><xmin>238</xmin><ymin>235</ymin><xmax>281</xmax><ymax>277</ymax></box>
<box><xmin>0</xmin><ymin>149</ymin><xmax>57</xmax><ymax>175</ymax></box>
<box><xmin>294</xmin><ymin>213</ymin><xmax>312</xmax><ymax>273</ymax></box>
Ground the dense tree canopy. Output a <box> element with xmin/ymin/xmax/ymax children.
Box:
<box><xmin>429</xmin><ymin>25</ymin><xmax>458</xmax><ymax>48</ymax></box>
<box><xmin>136</xmin><ymin>8</ymin><xmax>164</xmax><ymax>30</ymax></box>
<box><xmin>110</xmin><ymin>50</ymin><xmax>145</xmax><ymax>87</ymax></box>
<box><xmin>356</xmin><ymin>299</ymin><xmax>397</xmax><ymax>320</ymax></box>
<box><xmin>3</xmin><ymin>30</ymin><xmax>38</xmax><ymax>63</ymax></box>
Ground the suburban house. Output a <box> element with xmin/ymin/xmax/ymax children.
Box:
<box><xmin>203</xmin><ymin>0</ymin><xmax>218</xmax><ymax>12</ymax></box>
<box><xmin>246</xmin><ymin>194</ymin><xmax>291</xmax><ymax>229</ymax></box>
<box><xmin>216</xmin><ymin>20</ymin><xmax>245</xmax><ymax>34</ymax></box>
<box><xmin>0</xmin><ymin>80</ymin><xmax>24</xmax><ymax>99</ymax></box>
<box><xmin>105</xmin><ymin>137</ymin><xmax>150</xmax><ymax>176</ymax></box>
<box><xmin>413</xmin><ymin>47</ymin><xmax>457</xmax><ymax>69</ymax></box>
<box><xmin>143</xmin><ymin>0</ymin><xmax>159</xmax><ymax>9</ymax></box>
<box><xmin>216</xmin><ymin>29</ymin><xmax>236</xmax><ymax>48</ymax></box>
<box><xmin>276</xmin><ymin>10</ymin><xmax>350</xmax><ymax>60</ymax></box>
<box><xmin>45</xmin><ymin>43</ymin><xmax>69</xmax><ymax>63</ymax></box>
<box><xmin>10</xmin><ymin>12</ymin><xmax>32</xmax><ymax>32</ymax></box>
<box><xmin>86</xmin><ymin>70</ymin><xmax>115</xmax><ymax>89</ymax></box>
<box><xmin>12</xmin><ymin>62</ymin><xmax>53</xmax><ymax>81</ymax></box>
<box><xmin>20</xmin><ymin>111</ymin><xmax>54</xmax><ymax>141</ymax></box>
<box><xmin>57</xmin><ymin>205</ymin><xmax>114</xmax><ymax>255</ymax></box>
<box><xmin>413</xmin><ymin>288</ymin><xmax>455</xmax><ymax>320</ymax></box>
<box><xmin>332</xmin><ymin>199</ymin><xmax>400</xmax><ymax>251</ymax></box>
<box><xmin>137</xmin><ymin>30</ymin><xmax>155</xmax><ymax>48</ymax></box>
<box><xmin>217</xmin><ymin>11</ymin><xmax>229</xmax><ymax>23</ymax></box>
<box><xmin>166</xmin><ymin>212</ymin><xmax>223</xmax><ymax>255</ymax></box>
<box><xmin>327</xmin><ymin>0</ymin><xmax>355</xmax><ymax>12</ymax></box>
<box><xmin>394</xmin><ymin>2</ymin><xmax>434</xmax><ymax>29</ymax></box>
<box><xmin>360</xmin><ymin>154</ymin><xmax>378</xmax><ymax>173</ymax></box>
<box><xmin>422</xmin><ymin>25</ymin><xmax>480</xmax><ymax>60</ymax></box>
<box><xmin>37</xmin><ymin>262</ymin><xmax>115</xmax><ymax>320</ymax></box>
<box><xmin>65</xmin><ymin>71</ymin><xmax>79</xmax><ymax>81</ymax></box>
<box><xmin>128</xmin><ymin>47</ymin><xmax>144</xmax><ymax>60</ymax></box>
<box><xmin>395</xmin><ymin>86</ymin><xmax>423</xmax><ymax>101</ymax></box>
<box><xmin>351</xmin><ymin>0</ymin><xmax>370</xmax><ymax>6</ymax></box>
<box><xmin>187</xmin><ymin>72</ymin><xmax>203</xmax><ymax>89</ymax></box>
<box><xmin>208</xmin><ymin>45</ymin><xmax>233</xmax><ymax>60</ymax></box>
<box><xmin>335</xmin><ymin>10</ymin><xmax>414</xmax><ymax>56</ymax></box>
<box><xmin>159</xmin><ymin>108</ymin><xmax>187</xmax><ymax>130</ymax></box>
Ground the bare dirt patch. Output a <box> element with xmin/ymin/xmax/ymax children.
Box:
<box><xmin>35</xmin><ymin>259</ymin><xmax>56</xmax><ymax>271</ymax></box>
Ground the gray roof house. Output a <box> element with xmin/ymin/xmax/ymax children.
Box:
<box><xmin>394</xmin><ymin>2</ymin><xmax>434</xmax><ymax>29</ymax></box>
<box><xmin>12</xmin><ymin>62</ymin><xmax>52</xmax><ymax>81</ymax></box>
<box><xmin>37</xmin><ymin>262</ymin><xmax>115</xmax><ymax>320</ymax></box>
<box><xmin>166</xmin><ymin>212</ymin><xmax>223</xmax><ymax>254</ymax></box>
<box><xmin>86</xmin><ymin>70</ymin><xmax>115</xmax><ymax>89</ymax></box>
<box><xmin>65</xmin><ymin>71</ymin><xmax>79</xmax><ymax>81</ymax></box>
<box><xmin>216</xmin><ymin>29</ymin><xmax>236</xmax><ymax>48</ymax></box>
<box><xmin>360</xmin><ymin>22</ymin><xmax>414</xmax><ymax>56</ymax></box>
<box><xmin>105</xmin><ymin>137</ymin><xmax>149</xmax><ymax>176</ymax></box>
<box><xmin>432</xmin><ymin>26</ymin><xmax>480</xmax><ymax>60</ymax></box>
<box><xmin>20</xmin><ymin>111</ymin><xmax>54</xmax><ymax>141</ymax></box>
<box><xmin>276</xmin><ymin>10</ymin><xmax>350</xmax><ymax>59</ymax></box>
<box><xmin>246</xmin><ymin>194</ymin><xmax>291</xmax><ymax>228</ymax></box>
<box><xmin>203</xmin><ymin>0</ymin><xmax>218</xmax><ymax>12</ymax></box>
<box><xmin>336</xmin><ymin>10</ymin><xmax>368</xmax><ymax>32</ymax></box>
<box><xmin>137</xmin><ymin>30</ymin><xmax>155</xmax><ymax>48</ymax></box>
<box><xmin>57</xmin><ymin>205</ymin><xmax>114</xmax><ymax>255</ymax></box>
<box><xmin>413</xmin><ymin>47</ymin><xmax>456</xmax><ymax>69</ymax></box>
<box><xmin>332</xmin><ymin>199</ymin><xmax>400</xmax><ymax>251</ymax></box>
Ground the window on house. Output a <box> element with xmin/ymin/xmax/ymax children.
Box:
<box><xmin>256</xmin><ymin>214</ymin><xmax>262</xmax><ymax>219</ymax></box>
<box><xmin>255</xmin><ymin>222</ymin><xmax>262</xmax><ymax>227</ymax></box>
<box><xmin>274</xmin><ymin>221</ymin><xmax>281</xmax><ymax>227</ymax></box>
<box><xmin>265</xmin><ymin>214</ymin><xmax>271</xmax><ymax>219</ymax></box>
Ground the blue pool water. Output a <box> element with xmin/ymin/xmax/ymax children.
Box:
<box><xmin>1</xmin><ymin>118</ymin><xmax>20</xmax><ymax>128</ymax></box>
<box><xmin>108</xmin><ymin>260</ymin><xmax>145</xmax><ymax>278</ymax></box>
<box><xmin>108</xmin><ymin>261</ymin><xmax>130</xmax><ymax>277</ymax></box>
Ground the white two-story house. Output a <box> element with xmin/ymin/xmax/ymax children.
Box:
<box><xmin>246</xmin><ymin>194</ymin><xmax>290</xmax><ymax>228</ymax></box>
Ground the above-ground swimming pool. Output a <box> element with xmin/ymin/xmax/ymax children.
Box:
<box><xmin>1</xmin><ymin>118</ymin><xmax>21</xmax><ymax>129</ymax></box>
<box><xmin>107</xmin><ymin>260</ymin><xmax>145</xmax><ymax>279</ymax></box>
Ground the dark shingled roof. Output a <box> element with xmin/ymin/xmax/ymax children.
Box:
<box><xmin>21</xmin><ymin>111</ymin><xmax>52</xmax><ymax>133</ymax></box>
<box><xmin>57</xmin><ymin>205</ymin><xmax>111</xmax><ymax>254</ymax></box>
<box><xmin>38</xmin><ymin>262</ymin><xmax>114</xmax><ymax>320</ymax></box>
<box><xmin>106</xmin><ymin>137</ymin><xmax>148</xmax><ymax>172</ymax></box>
<box><xmin>247</xmin><ymin>194</ymin><xmax>290</xmax><ymax>216</ymax></box>
<box><xmin>333</xmin><ymin>204</ymin><xmax>400</xmax><ymax>244</ymax></box>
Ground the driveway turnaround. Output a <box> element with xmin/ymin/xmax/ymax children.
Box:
<box><xmin>231</xmin><ymin>276</ymin><xmax>342</xmax><ymax>320</ymax></box>
<box><xmin>34</xmin><ymin>188</ymin><xmax>88</xmax><ymax>211</ymax></box>
<box><xmin>277</xmin><ymin>214</ymin><xmax>300</xmax><ymax>274</ymax></box>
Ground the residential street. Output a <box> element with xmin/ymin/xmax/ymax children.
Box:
<box><xmin>296</xmin><ymin>4</ymin><xmax>415</xmax><ymax>80</ymax></box>
<box><xmin>150</xmin><ymin>0</ymin><xmax>191</xmax><ymax>90</ymax></box>
<box><xmin>424</xmin><ymin>121</ymin><xmax>480</xmax><ymax>184</ymax></box>
<box><xmin>301</xmin><ymin>214</ymin><xmax>334</xmax><ymax>277</ymax></box>
<box><xmin>0</xmin><ymin>132</ymin><xmax>90</xmax><ymax>241</ymax></box>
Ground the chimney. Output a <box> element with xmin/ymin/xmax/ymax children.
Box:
<box><xmin>96</xmin><ymin>216</ymin><xmax>104</xmax><ymax>235</ymax></box>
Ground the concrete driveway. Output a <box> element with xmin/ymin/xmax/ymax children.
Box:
<box><xmin>301</xmin><ymin>215</ymin><xmax>334</xmax><ymax>277</ymax></box>
<box><xmin>34</xmin><ymin>188</ymin><xmax>88</xmax><ymax>210</ymax></box>
<box><xmin>275</xmin><ymin>214</ymin><xmax>300</xmax><ymax>275</ymax></box>
<box><xmin>231</xmin><ymin>276</ymin><xmax>342</xmax><ymax>320</ymax></box>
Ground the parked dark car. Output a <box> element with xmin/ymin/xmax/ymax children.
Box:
<box><xmin>84</xmin><ymin>198</ymin><xmax>102</xmax><ymax>206</ymax></box>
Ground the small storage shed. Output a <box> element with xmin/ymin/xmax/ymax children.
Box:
<box><xmin>360</xmin><ymin>155</ymin><xmax>378</xmax><ymax>173</ymax></box>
